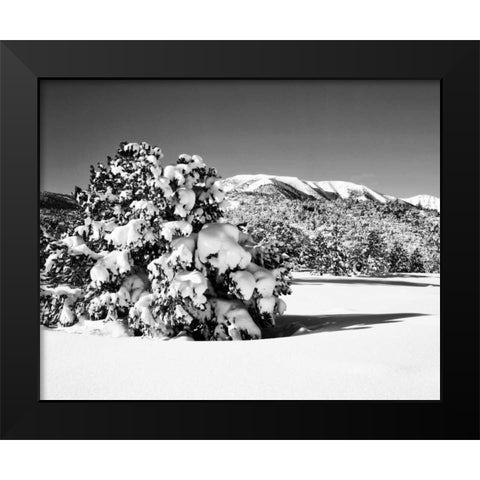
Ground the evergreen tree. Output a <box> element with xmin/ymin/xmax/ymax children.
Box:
<box><xmin>40</xmin><ymin>142</ymin><xmax>291</xmax><ymax>340</ymax></box>
<box><xmin>349</xmin><ymin>240</ymin><xmax>368</xmax><ymax>275</ymax></box>
<box><xmin>323</xmin><ymin>225</ymin><xmax>351</xmax><ymax>276</ymax></box>
<box><xmin>310</xmin><ymin>231</ymin><xmax>329</xmax><ymax>274</ymax></box>
<box><xmin>388</xmin><ymin>241</ymin><xmax>410</xmax><ymax>273</ymax></box>
<box><xmin>363</xmin><ymin>230</ymin><xmax>389</xmax><ymax>275</ymax></box>
<box><xmin>409</xmin><ymin>248</ymin><xmax>425</xmax><ymax>273</ymax></box>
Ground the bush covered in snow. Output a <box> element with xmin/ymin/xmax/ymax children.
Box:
<box><xmin>40</xmin><ymin>142</ymin><xmax>291</xmax><ymax>340</ymax></box>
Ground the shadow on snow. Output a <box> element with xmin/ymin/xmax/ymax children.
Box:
<box><xmin>291</xmin><ymin>277</ymin><xmax>439</xmax><ymax>288</ymax></box>
<box><xmin>262</xmin><ymin>312</ymin><xmax>428</xmax><ymax>339</ymax></box>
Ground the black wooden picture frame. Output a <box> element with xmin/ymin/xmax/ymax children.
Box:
<box><xmin>1</xmin><ymin>41</ymin><xmax>478</xmax><ymax>439</ymax></box>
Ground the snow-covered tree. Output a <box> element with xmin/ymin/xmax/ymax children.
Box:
<box><xmin>310</xmin><ymin>232</ymin><xmax>329</xmax><ymax>274</ymax></box>
<box><xmin>409</xmin><ymin>248</ymin><xmax>425</xmax><ymax>273</ymax></box>
<box><xmin>40</xmin><ymin>142</ymin><xmax>291</xmax><ymax>340</ymax></box>
<box><xmin>319</xmin><ymin>224</ymin><xmax>351</xmax><ymax>276</ymax></box>
<box><xmin>388</xmin><ymin>241</ymin><xmax>410</xmax><ymax>273</ymax></box>
<box><xmin>362</xmin><ymin>230</ymin><xmax>389</xmax><ymax>275</ymax></box>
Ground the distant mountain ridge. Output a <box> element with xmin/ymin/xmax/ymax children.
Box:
<box><xmin>221</xmin><ymin>174</ymin><xmax>440</xmax><ymax>212</ymax></box>
<box><xmin>40</xmin><ymin>191</ymin><xmax>79</xmax><ymax>210</ymax></box>
<box><xmin>401</xmin><ymin>194</ymin><xmax>440</xmax><ymax>212</ymax></box>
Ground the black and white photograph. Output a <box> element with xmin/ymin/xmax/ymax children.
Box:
<box><xmin>39</xmin><ymin>79</ymin><xmax>440</xmax><ymax>400</ymax></box>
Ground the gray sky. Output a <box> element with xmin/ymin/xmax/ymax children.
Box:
<box><xmin>40</xmin><ymin>80</ymin><xmax>439</xmax><ymax>197</ymax></box>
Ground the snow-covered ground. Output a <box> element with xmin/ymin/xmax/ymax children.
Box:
<box><xmin>40</xmin><ymin>272</ymin><xmax>440</xmax><ymax>400</ymax></box>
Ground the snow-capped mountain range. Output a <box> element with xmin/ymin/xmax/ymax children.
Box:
<box><xmin>221</xmin><ymin>174</ymin><xmax>440</xmax><ymax>212</ymax></box>
<box><xmin>400</xmin><ymin>194</ymin><xmax>440</xmax><ymax>212</ymax></box>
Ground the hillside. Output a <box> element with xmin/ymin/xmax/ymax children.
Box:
<box><xmin>222</xmin><ymin>190</ymin><xmax>440</xmax><ymax>275</ymax></box>
<box><xmin>40</xmin><ymin>191</ymin><xmax>80</xmax><ymax>210</ymax></box>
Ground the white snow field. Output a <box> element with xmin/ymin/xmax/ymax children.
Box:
<box><xmin>41</xmin><ymin>272</ymin><xmax>440</xmax><ymax>400</ymax></box>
